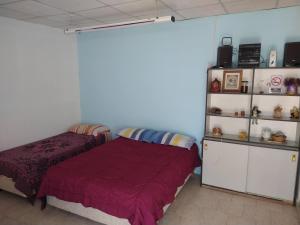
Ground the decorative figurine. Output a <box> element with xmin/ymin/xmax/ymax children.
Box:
<box><xmin>261</xmin><ymin>128</ymin><xmax>272</xmax><ymax>140</ymax></box>
<box><xmin>271</xmin><ymin>131</ymin><xmax>287</xmax><ymax>143</ymax></box>
<box><xmin>251</xmin><ymin>106</ymin><xmax>261</xmax><ymax>125</ymax></box>
<box><xmin>212</xmin><ymin>127</ymin><xmax>223</xmax><ymax>137</ymax></box>
<box><xmin>239</xmin><ymin>131</ymin><xmax>248</xmax><ymax>140</ymax></box>
<box><xmin>273</xmin><ymin>105</ymin><xmax>283</xmax><ymax>118</ymax></box>
<box><xmin>290</xmin><ymin>106</ymin><xmax>300</xmax><ymax>119</ymax></box>
<box><xmin>284</xmin><ymin>78</ymin><xmax>299</xmax><ymax>95</ymax></box>
<box><xmin>210</xmin><ymin>78</ymin><xmax>221</xmax><ymax>93</ymax></box>
<box><xmin>210</xmin><ymin>107</ymin><xmax>222</xmax><ymax>114</ymax></box>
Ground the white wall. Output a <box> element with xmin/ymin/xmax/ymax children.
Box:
<box><xmin>0</xmin><ymin>16</ymin><xmax>80</xmax><ymax>151</ymax></box>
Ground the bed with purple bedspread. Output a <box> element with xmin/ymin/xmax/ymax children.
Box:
<box><xmin>0</xmin><ymin>132</ymin><xmax>104</xmax><ymax>199</ymax></box>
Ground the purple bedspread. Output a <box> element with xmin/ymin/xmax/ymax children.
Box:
<box><xmin>38</xmin><ymin>137</ymin><xmax>200</xmax><ymax>225</ymax></box>
<box><xmin>0</xmin><ymin>132</ymin><xmax>97</xmax><ymax>197</ymax></box>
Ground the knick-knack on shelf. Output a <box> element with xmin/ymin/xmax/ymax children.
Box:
<box><xmin>290</xmin><ymin>106</ymin><xmax>300</xmax><ymax>119</ymax></box>
<box><xmin>273</xmin><ymin>105</ymin><xmax>283</xmax><ymax>119</ymax></box>
<box><xmin>271</xmin><ymin>131</ymin><xmax>287</xmax><ymax>143</ymax></box>
<box><xmin>241</xmin><ymin>81</ymin><xmax>249</xmax><ymax>93</ymax></box>
<box><xmin>284</xmin><ymin>78</ymin><xmax>299</xmax><ymax>95</ymax></box>
<box><xmin>212</xmin><ymin>127</ymin><xmax>222</xmax><ymax>137</ymax></box>
<box><xmin>298</xmin><ymin>78</ymin><xmax>300</xmax><ymax>94</ymax></box>
<box><xmin>251</xmin><ymin>106</ymin><xmax>261</xmax><ymax>125</ymax></box>
<box><xmin>258</xmin><ymin>80</ymin><xmax>265</xmax><ymax>94</ymax></box>
<box><xmin>210</xmin><ymin>78</ymin><xmax>221</xmax><ymax>93</ymax></box>
<box><xmin>239</xmin><ymin>131</ymin><xmax>248</xmax><ymax>140</ymax></box>
<box><xmin>210</xmin><ymin>107</ymin><xmax>222</xmax><ymax>114</ymax></box>
<box><xmin>240</xmin><ymin>110</ymin><xmax>246</xmax><ymax>117</ymax></box>
<box><xmin>261</xmin><ymin>128</ymin><xmax>272</xmax><ymax>140</ymax></box>
<box><xmin>269</xmin><ymin>50</ymin><xmax>277</xmax><ymax>67</ymax></box>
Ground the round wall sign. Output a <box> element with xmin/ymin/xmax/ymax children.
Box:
<box><xmin>271</xmin><ymin>76</ymin><xmax>282</xmax><ymax>86</ymax></box>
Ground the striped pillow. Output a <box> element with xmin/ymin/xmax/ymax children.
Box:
<box><xmin>118</xmin><ymin>128</ymin><xmax>156</xmax><ymax>143</ymax></box>
<box><xmin>151</xmin><ymin>131</ymin><xmax>196</xmax><ymax>150</ymax></box>
<box><xmin>118</xmin><ymin>128</ymin><xmax>195</xmax><ymax>150</ymax></box>
<box><xmin>69</xmin><ymin>124</ymin><xmax>110</xmax><ymax>137</ymax></box>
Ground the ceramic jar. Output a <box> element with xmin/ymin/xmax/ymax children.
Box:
<box><xmin>262</xmin><ymin>128</ymin><xmax>272</xmax><ymax>140</ymax></box>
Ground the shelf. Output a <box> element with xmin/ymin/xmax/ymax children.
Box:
<box><xmin>204</xmin><ymin>133</ymin><xmax>299</xmax><ymax>151</ymax></box>
<box><xmin>253</xmin><ymin>93</ymin><xmax>300</xmax><ymax>97</ymax></box>
<box><xmin>209</xmin><ymin>92</ymin><xmax>300</xmax><ymax>97</ymax></box>
<box><xmin>208</xmin><ymin>92</ymin><xmax>251</xmax><ymax>95</ymax></box>
<box><xmin>250</xmin><ymin>137</ymin><xmax>299</xmax><ymax>151</ymax></box>
<box><xmin>205</xmin><ymin>133</ymin><xmax>248</xmax><ymax>143</ymax></box>
<box><xmin>208</xmin><ymin>67</ymin><xmax>300</xmax><ymax>71</ymax></box>
<box><xmin>254</xmin><ymin>67</ymin><xmax>300</xmax><ymax>70</ymax></box>
<box><xmin>208</xmin><ymin>113</ymin><xmax>300</xmax><ymax>122</ymax></box>
<box><xmin>208</xmin><ymin>67</ymin><xmax>254</xmax><ymax>71</ymax></box>
<box><xmin>207</xmin><ymin>112</ymin><xmax>250</xmax><ymax>119</ymax></box>
<box><xmin>205</xmin><ymin>67</ymin><xmax>300</xmax><ymax>152</ymax></box>
<box><xmin>254</xmin><ymin>115</ymin><xmax>300</xmax><ymax>123</ymax></box>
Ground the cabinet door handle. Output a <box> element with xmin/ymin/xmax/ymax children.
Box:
<box><xmin>291</xmin><ymin>154</ymin><xmax>297</xmax><ymax>162</ymax></box>
<box><xmin>204</xmin><ymin>143</ymin><xmax>208</xmax><ymax>150</ymax></box>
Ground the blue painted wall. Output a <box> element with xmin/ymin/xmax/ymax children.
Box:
<box><xmin>78</xmin><ymin>6</ymin><xmax>300</xmax><ymax>144</ymax></box>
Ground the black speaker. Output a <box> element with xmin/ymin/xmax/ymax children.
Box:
<box><xmin>217</xmin><ymin>46</ymin><xmax>233</xmax><ymax>68</ymax></box>
<box><xmin>284</xmin><ymin>42</ymin><xmax>300</xmax><ymax>67</ymax></box>
<box><xmin>217</xmin><ymin>37</ymin><xmax>233</xmax><ymax>68</ymax></box>
<box><xmin>238</xmin><ymin>43</ymin><xmax>261</xmax><ymax>68</ymax></box>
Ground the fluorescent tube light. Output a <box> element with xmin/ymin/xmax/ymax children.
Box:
<box><xmin>64</xmin><ymin>16</ymin><xmax>175</xmax><ymax>34</ymax></box>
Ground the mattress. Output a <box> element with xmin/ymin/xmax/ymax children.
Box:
<box><xmin>38</xmin><ymin>137</ymin><xmax>200</xmax><ymax>225</ymax></box>
<box><xmin>0</xmin><ymin>132</ymin><xmax>109</xmax><ymax>198</ymax></box>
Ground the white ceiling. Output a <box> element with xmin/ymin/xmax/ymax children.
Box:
<box><xmin>0</xmin><ymin>0</ymin><xmax>299</xmax><ymax>29</ymax></box>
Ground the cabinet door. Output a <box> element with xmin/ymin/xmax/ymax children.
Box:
<box><xmin>247</xmin><ymin>146</ymin><xmax>298</xmax><ymax>201</ymax></box>
<box><xmin>202</xmin><ymin>140</ymin><xmax>248</xmax><ymax>192</ymax></box>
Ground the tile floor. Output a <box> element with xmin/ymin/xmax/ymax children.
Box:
<box><xmin>0</xmin><ymin>176</ymin><xmax>299</xmax><ymax>225</ymax></box>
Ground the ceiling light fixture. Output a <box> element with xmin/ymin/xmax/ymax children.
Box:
<box><xmin>64</xmin><ymin>16</ymin><xmax>175</xmax><ymax>34</ymax></box>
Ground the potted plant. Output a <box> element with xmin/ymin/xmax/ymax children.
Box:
<box><xmin>284</xmin><ymin>78</ymin><xmax>299</xmax><ymax>95</ymax></box>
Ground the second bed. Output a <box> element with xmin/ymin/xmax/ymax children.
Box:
<box><xmin>38</xmin><ymin>136</ymin><xmax>200</xmax><ymax>225</ymax></box>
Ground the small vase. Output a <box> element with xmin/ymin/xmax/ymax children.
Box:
<box><xmin>286</xmin><ymin>84</ymin><xmax>297</xmax><ymax>95</ymax></box>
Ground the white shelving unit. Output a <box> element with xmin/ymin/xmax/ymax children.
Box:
<box><xmin>202</xmin><ymin>67</ymin><xmax>300</xmax><ymax>204</ymax></box>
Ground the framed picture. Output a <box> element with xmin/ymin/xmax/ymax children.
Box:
<box><xmin>222</xmin><ymin>70</ymin><xmax>243</xmax><ymax>92</ymax></box>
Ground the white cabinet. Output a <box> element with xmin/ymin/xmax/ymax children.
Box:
<box><xmin>202</xmin><ymin>140</ymin><xmax>299</xmax><ymax>202</ymax></box>
<box><xmin>203</xmin><ymin>68</ymin><xmax>300</xmax><ymax>203</ymax></box>
<box><xmin>247</xmin><ymin>146</ymin><xmax>298</xmax><ymax>201</ymax></box>
<box><xmin>202</xmin><ymin>140</ymin><xmax>249</xmax><ymax>192</ymax></box>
